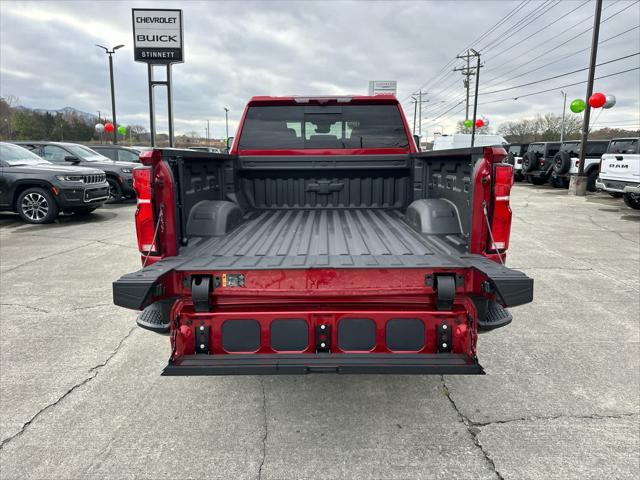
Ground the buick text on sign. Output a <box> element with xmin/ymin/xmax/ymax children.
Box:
<box><xmin>132</xmin><ymin>9</ymin><xmax>183</xmax><ymax>64</ymax></box>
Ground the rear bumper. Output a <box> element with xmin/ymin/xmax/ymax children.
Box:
<box><xmin>596</xmin><ymin>178</ymin><xmax>640</xmax><ymax>194</ymax></box>
<box><xmin>163</xmin><ymin>353</ymin><xmax>484</xmax><ymax>375</ymax></box>
<box><xmin>526</xmin><ymin>168</ymin><xmax>552</xmax><ymax>178</ymax></box>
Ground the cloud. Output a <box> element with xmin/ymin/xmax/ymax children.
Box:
<box><xmin>0</xmin><ymin>0</ymin><xmax>638</xmax><ymax>138</ymax></box>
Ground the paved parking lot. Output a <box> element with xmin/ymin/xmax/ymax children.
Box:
<box><xmin>0</xmin><ymin>185</ymin><xmax>638</xmax><ymax>480</ymax></box>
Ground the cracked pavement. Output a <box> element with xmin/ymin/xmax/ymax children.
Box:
<box><xmin>0</xmin><ymin>186</ymin><xmax>638</xmax><ymax>479</ymax></box>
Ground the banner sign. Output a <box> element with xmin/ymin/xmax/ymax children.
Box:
<box><xmin>132</xmin><ymin>9</ymin><xmax>183</xmax><ymax>64</ymax></box>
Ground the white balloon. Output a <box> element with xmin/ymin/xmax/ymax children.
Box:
<box><xmin>481</xmin><ymin>116</ymin><xmax>490</xmax><ymax>126</ymax></box>
<box><xmin>603</xmin><ymin>94</ymin><xmax>616</xmax><ymax>109</ymax></box>
<box><xmin>95</xmin><ymin>123</ymin><xmax>105</xmax><ymax>133</ymax></box>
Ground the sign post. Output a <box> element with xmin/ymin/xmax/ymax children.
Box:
<box><xmin>132</xmin><ymin>8</ymin><xmax>183</xmax><ymax>147</ymax></box>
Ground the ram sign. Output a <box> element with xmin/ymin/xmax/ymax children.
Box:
<box><xmin>132</xmin><ymin>9</ymin><xmax>183</xmax><ymax>64</ymax></box>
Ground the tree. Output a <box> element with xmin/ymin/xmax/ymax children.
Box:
<box><xmin>497</xmin><ymin>113</ymin><xmax>582</xmax><ymax>143</ymax></box>
<box><xmin>455</xmin><ymin>120</ymin><xmax>490</xmax><ymax>135</ymax></box>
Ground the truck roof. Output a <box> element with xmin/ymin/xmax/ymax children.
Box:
<box><xmin>247</xmin><ymin>95</ymin><xmax>399</xmax><ymax>106</ymax></box>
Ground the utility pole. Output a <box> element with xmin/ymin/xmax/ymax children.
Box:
<box><xmin>454</xmin><ymin>50</ymin><xmax>476</xmax><ymax>122</ymax></box>
<box><xmin>224</xmin><ymin>107</ymin><xmax>230</xmax><ymax>149</ymax></box>
<box><xmin>206</xmin><ymin>120</ymin><xmax>210</xmax><ymax>146</ymax></box>
<box><xmin>560</xmin><ymin>90</ymin><xmax>567</xmax><ymax>143</ymax></box>
<box><xmin>418</xmin><ymin>89</ymin><xmax>422</xmax><ymax>136</ymax></box>
<box><xmin>96</xmin><ymin>44</ymin><xmax>124</xmax><ymax>144</ymax></box>
<box><xmin>572</xmin><ymin>0</ymin><xmax>603</xmax><ymax>197</ymax></box>
<box><xmin>464</xmin><ymin>49</ymin><xmax>482</xmax><ymax>147</ymax></box>
<box><xmin>411</xmin><ymin>96</ymin><xmax>418</xmax><ymax>135</ymax></box>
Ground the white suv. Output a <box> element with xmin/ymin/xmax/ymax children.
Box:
<box><xmin>506</xmin><ymin>143</ymin><xmax>528</xmax><ymax>181</ymax></box>
<box><xmin>550</xmin><ymin>140</ymin><xmax>609</xmax><ymax>190</ymax></box>
<box><xmin>596</xmin><ymin>137</ymin><xmax>640</xmax><ymax>209</ymax></box>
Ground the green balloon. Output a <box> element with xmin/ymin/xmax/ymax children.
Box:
<box><xmin>117</xmin><ymin>125</ymin><xmax>127</xmax><ymax>135</ymax></box>
<box><xmin>463</xmin><ymin>119</ymin><xmax>473</xmax><ymax>128</ymax></box>
<box><xmin>570</xmin><ymin>99</ymin><xmax>585</xmax><ymax>113</ymax></box>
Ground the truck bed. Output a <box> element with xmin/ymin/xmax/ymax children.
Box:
<box><xmin>176</xmin><ymin>208</ymin><xmax>468</xmax><ymax>271</ymax></box>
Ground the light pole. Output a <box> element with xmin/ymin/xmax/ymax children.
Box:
<box><xmin>224</xmin><ymin>107</ymin><xmax>230</xmax><ymax>149</ymax></box>
<box><xmin>96</xmin><ymin>44</ymin><xmax>124</xmax><ymax>144</ymax></box>
<box><xmin>560</xmin><ymin>90</ymin><xmax>567</xmax><ymax>143</ymax></box>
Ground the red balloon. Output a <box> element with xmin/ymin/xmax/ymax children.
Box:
<box><xmin>104</xmin><ymin>122</ymin><xmax>114</xmax><ymax>133</ymax></box>
<box><xmin>475</xmin><ymin>119</ymin><xmax>484</xmax><ymax>128</ymax></box>
<box><xmin>589</xmin><ymin>92</ymin><xmax>606</xmax><ymax>108</ymax></box>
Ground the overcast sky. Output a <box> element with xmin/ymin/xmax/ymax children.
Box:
<box><xmin>1</xmin><ymin>0</ymin><xmax>638</xmax><ymax>139</ymax></box>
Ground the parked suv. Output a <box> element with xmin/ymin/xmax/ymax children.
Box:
<box><xmin>13</xmin><ymin>142</ymin><xmax>136</xmax><ymax>202</ymax></box>
<box><xmin>0</xmin><ymin>142</ymin><xmax>108</xmax><ymax>223</ymax></box>
<box><xmin>521</xmin><ymin>142</ymin><xmax>561</xmax><ymax>185</ymax></box>
<box><xmin>551</xmin><ymin>140</ymin><xmax>609</xmax><ymax>190</ymax></box>
<box><xmin>596</xmin><ymin>137</ymin><xmax>640</xmax><ymax>209</ymax></box>
<box><xmin>506</xmin><ymin>143</ymin><xmax>528</xmax><ymax>181</ymax></box>
<box><xmin>90</xmin><ymin>145</ymin><xmax>150</xmax><ymax>163</ymax></box>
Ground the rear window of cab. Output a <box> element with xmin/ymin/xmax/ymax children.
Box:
<box><xmin>238</xmin><ymin>105</ymin><xmax>409</xmax><ymax>150</ymax></box>
<box><xmin>608</xmin><ymin>139</ymin><xmax>639</xmax><ymax>154</ymax></box>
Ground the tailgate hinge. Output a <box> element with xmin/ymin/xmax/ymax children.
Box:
<box><xmin>191</xmin><ymin>275</ymin><xmax>213</xmax><ymax>312</ymax></box>
<box><xmin>433</xmin><ymin>274</ymin><xmax>456</xmax><ymax>311</ymax></box>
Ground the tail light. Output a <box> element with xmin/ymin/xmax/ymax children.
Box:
<box><xmin>133</xmin><ymin>166</ymin><xmax>159</xmax><ymax>255</ymax></box>
<box><xmin>489</xmin><ymin>164</ymin><xmax>513</xmax><ymax>252</ymax></box>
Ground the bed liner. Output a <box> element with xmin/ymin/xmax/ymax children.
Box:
<box><xmin>178</xmin><ymin>208</ymin><xmax>467</xmax><ymax>270</ymax></box>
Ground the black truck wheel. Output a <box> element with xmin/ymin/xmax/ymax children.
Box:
<box><xmin>623</xmin><ymin>193</ymin><xmax>640</xmax><ymax>210</ymax></box>
<box><xmin>586</xmin><ymin>169</ymin><xmax>599</xmax><ymax>192</ymax></box>
<box><xmin>552</xmin><ymin>151</ymin><xmax>571</xmax><ymax>175</ymax></box>
<box><xmin>521</xmin><ymin>151</ymin><xmax>537</xmax><ymax>173</ymax></box>
<box><xmin>16</xmin><ymin>187</ymin><xmax>59</xmax><ymax>224</ymax></box>
<box><xmin>527</xmin><ymin>175</ymin><xmax>546</xmax><ymax>186</ymax></box>
<box><xmin>107</xmin><ymin>177</ymin><xmax>122</xmax><ymax>203</ymax></box>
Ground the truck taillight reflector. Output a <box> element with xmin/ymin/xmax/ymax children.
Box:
<box><xmin>133</xmin><ymin>166</ymin><xmax>158</xmax><ymax>255</ymax></box>
<box><xmin>490</xmin><ymin>164</ymin><xmax>513</xmax><ymax>252</ymax></box>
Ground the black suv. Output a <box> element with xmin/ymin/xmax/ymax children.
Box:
<box><xmin>550</xmin><ymin>140</ymin><xmax>609</xmax><ymax>190</ymax></box>
<box><xmin>13</xmin><ymin>142</ymin><xmax>136</xmax><ymax>202</ymax></box>
<box><xmin>520</xmin><ymin>142</ymin><xmax>561</xmax><ymax>185</ymax></box>
<box><xmin>0</xmin><ymin>142</ymin><xmax>108</xmax><ymax>223</ymax></box>
<box><xmin>89</xmin><ymin>145</ymin><xmax>150</xmax><ymax>163</ymax></box>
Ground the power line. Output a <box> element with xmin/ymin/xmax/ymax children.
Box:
<box><xmin>480</xmin><ymin>52</ymin><xmax>640</xmax><ymax>95</ymax></box>
<box><xmin>483</xmin><ymin>0</ymin><xmax>637</xmax><ymax>84</ymax></box>
<box><xmin>478</xmin><ymin>67</ymin><xmax>640</xmax><ymax>106</ymax></box>
<box><xmin>482</xmin><ymin>25</ymin><xmax>639</xmax><ymax>89</ymax></box>
<box><xmin>420</xmin><ymin>67</ymin><xmax>640</xmax><ymax>129</ymax></box>
<box><xmin>482</xmin><ymin>0</ymin><xmax>562</xmax><ymax>53</ymax></box>
<box><xmin>401</xmin><ymin>0</ymin><xmax>535</xmax><ymax>103</ymax></box>
<box><xmin>485</xmin><ymin>0</ymin><xmax>590</xmax><ymax>61</ymax></box>
<box><xmin>480</xmin><ymin>0</ymin><xmax>554</xmax><ymax>51</ymax></box>
<box><xmin>468</xmin><ymin>0</ymin><xmax>530</xmax><ymax>49</ymax></box>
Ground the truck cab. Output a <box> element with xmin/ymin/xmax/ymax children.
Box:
<box><xmin>112</xmin><ymin>95</ymin><xmax>533</xmax><ymax>375</ymax></box>
<box><xmin>596</xmin><ymin>137</ymin><xmax>640</xmax><ymax>209</ymax></box>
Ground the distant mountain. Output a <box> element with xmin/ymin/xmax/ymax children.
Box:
<box><xmin>16</xmin><ymin>105</ymin><xmax>98</xmax><ymax>122</ymax></box>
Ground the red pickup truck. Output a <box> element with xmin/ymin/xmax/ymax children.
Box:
<box><xmin>113</xmin><ymin>95</ymin><xmax>533</xmax><ymax>375</ymax></box>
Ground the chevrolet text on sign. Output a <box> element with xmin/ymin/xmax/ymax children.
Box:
<box><xmin>132</xmin><ymin>9</ymin><xmax>183</xmax><ymax>63</ymax></box>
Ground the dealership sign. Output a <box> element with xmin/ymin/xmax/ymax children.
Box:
<box><xmin>132</xmin><ymin>9</ymin><xmax>183</xmax><ymax>63</ymax></box>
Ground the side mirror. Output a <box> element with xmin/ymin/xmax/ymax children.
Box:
<box><xmin>413</xmin><ymin>134</ymin><xmax>421</xmax><ymax>151</ymax></box>
<box><xmin>226</xmin><ymin>137</ymin><xmax>234</xmax><ymax>151</ymax></box>
<box><xmin>64</xmin><ymin>155</ymin><xmax>80</xmax><ymax>164</ymax></box>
